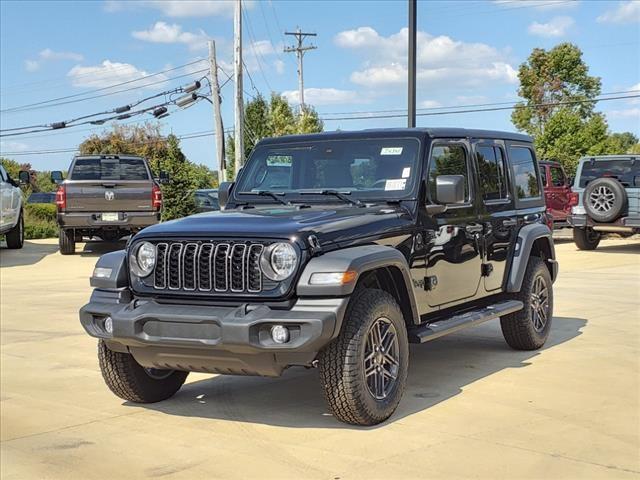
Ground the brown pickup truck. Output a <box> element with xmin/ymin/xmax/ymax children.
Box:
<box><xmin>52</xmin><ymin>155</ymin><xmax>162</xmax><ymax>254</ymax></box>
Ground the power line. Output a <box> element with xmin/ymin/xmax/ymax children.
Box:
<box><xmin>242</xmin><ymin>4</ymin><xmax>274</xmax><ymax>92</ymax></box>
<box><xmin>0</xmin><ymin>61</ymin><xmax>208</xmax><ymax>114</ymax></box>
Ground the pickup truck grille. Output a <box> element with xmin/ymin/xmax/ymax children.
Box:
<box><xmin>153</xmin><ymin>241</ymin><xmax>265</xmax><ymax>294</ymax></box>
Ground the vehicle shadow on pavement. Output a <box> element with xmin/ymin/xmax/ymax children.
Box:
<box><xmin>0</xmin><ymin>240</ymin><xmax>59</xmax><ymax>267</ymax></box>
<box><xmin>79</xmin><ymin>240</ymin><xmax>127</xmax><ymax>257</ymax></box>
<box><xmin>587</xmin><ymin>242</ymin><xmax>640</xmax><ymax>254</ymax></box>
<box><xmin>133</xmin><ymin>316</ymin><xmax>586</xmax><ymax>429</ymax></box>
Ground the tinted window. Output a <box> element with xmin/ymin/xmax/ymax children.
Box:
<box><xmin>71</xmin><ymin>158</ymin><xmax>149</xmax><ymax>181</ymax></box>
<box><xmin>28</xmin><ymin>193</ymin><xmax>55</xmax><ymax>204</ymax></box>
<box><xmin>476</xmin><ymin>145</ymin><xmax>508</xmax><ymax>201</ymax></box>
<box><xmin>428</xmin><ymin>144</ymin><xmax>470</xmax><ymax>202</ymax></box>
<box><xmin>550</xmin><ymin>166</ymin><xmax>566</xmax><ymax>187</ymax></box>
<box><xmin>0</xmin><ymin>166</ymin><xmax>6</xmax><ymax>182</ymax></box>
<box><xmin>509</xmin><ymin>147</ymin><xmax>540</xmax><ymax>200</ymax></box>
<box><xmin>540</xmin><ymin>167</ymin><xmax>548</xmax><ymax>187</ymax></box>
<box><xmin>578</xmin><ymin>159</ymin><xmax>639</xmax><ymax>188</ymax></box>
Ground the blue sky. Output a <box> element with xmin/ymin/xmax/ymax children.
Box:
<box><xmin>1</xmin><ymin>0</ymin><xmax>638</xmax><ymax>172</ymax></box>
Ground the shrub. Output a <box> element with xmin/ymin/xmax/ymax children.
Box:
<box><xmin>24</xmin><ymin>203</ymin><xmax>58</xmax><ymax>239</ymax></box>
<box><xmin>25</xmin><ymin>203</ymin><xmax>57</xmax><ymax>222</ymax></box>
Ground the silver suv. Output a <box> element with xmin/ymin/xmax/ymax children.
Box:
<box><xmin>568</xmin><ymin>155</ymin><xmax>640</xmax><ymax>250</ymax></box>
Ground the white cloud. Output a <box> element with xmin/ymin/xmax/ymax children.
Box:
<box><xmin>0</xmin><ymin>141</ymin><xmax>29</xmax><ymax>152</ymax></box>
<box><xmin>132</xmin><ymin>22</ymin><xmax>209</xmax><ymax>50</ymax></box>
<box><xmin>336</xmin><ymin>27</ymin><xmax>517</xmax><ymax>90</ymax></box>
<box><xmin>24</xmin><ymin>60</ymin><xmax>39</xmax><ymax>72</ymax></box>
<box><xmin>528</xmin><ymin>16</ymin><xmax>574</xmax><ymax>37</ymax></box>
<box><xmin>67</xmin><ymin>60</ymin><xmax>168</xmax><ymax>89</ymax></box>
<box><xmin>283</xmin><ymin>88</ymin><xmax>367</xmax><ymax>106</ymax></box>
<box><xmin>493</xmin><ymin>0</ymin><xmax>579</xmax><ymax>10</ymax></box>
<box><xmin>606</xmin><ymin>108</ymin><xmax>640</xmax><ymax>119</ymax></box>
<box><xmin>455</xmin><ymin>95</ymin><xmax>489</xmax><ymax>105</ymax></box>
<box><xmin>24</xmin><ymin>48</ymin><xmax>84</xmax><ymax>73</ymax></box>
<box><xmin>419</xmin><ymin>100</ymin><xmax>442</xmax><ymax>108</ymax></box>
<box><xmin>105</xmin><ymin>1</ymin><xmax>249</xmax><ymax>17</ymax></box>
<box><xmin>274</xmin><ymin>59</ymin><xmax>285</xmax><ymax>75</ymax></box>
<box><xmin>597</xmin><ymin>1</ymin><xmax>640</xmax><ymax>24</ymax></box>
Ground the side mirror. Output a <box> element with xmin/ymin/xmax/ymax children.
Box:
<box><xmin>51</xmin><ymin>171</ymin><xmax>63</xmax><ymax>184</ymax></box>
<box><xmin>435</xmin><ymin>175</ymin><xmax>466</xmax><ymax>204</ymax></box>
<box><xmin>218</xmin><ymin>182</ymin><xmax>234</xmax><ymax>209</ymax></box>
<box><xmin>158</xmin><ymin>171</ymin><xmax>170</xmax><ymax>184</ymax></box>
<box><xmin>18</xmin><ymin>170</ymin><xmax>31</xmax><ymax>185</ymax></box>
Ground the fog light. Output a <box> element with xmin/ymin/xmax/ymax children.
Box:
<box><xmin>104</xmin><ymin>316</ymin><xmax>113</xmax><ymax>334</ymax></box>
<box><xmin>271</xmin><ymin>325</ymin><xmax>289</xmax><ymax>344</ymax></box>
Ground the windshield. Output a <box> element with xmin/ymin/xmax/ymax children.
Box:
<box><xmin>235</xmin><ymin>137</ymin><xmax>421</xmax><ymax>202</ymax></box>
<box><xmin>70</xmin><ymin>157</ymin><xmax>150</xmax><ymax>181</ymax></box>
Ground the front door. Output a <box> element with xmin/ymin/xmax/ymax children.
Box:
<box><xmin>424</xmin><ymin>140</ymin><xmax>482</xmax><ymax>307</ymax></box>
<box><xmin>546</xmin><ymin>165</ymin><xmax>571</xmax><ymax>222</ymax></box>
<box><xmin>473</xmin><ymin>140</ymin><xmax>517</xmax><ymax>292</ymax></box>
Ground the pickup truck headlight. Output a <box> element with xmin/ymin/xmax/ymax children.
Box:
<box><xmin>130</xmin><ymin>241</ymin><xmax>156</xmax><ymax>277</ymax></box>
<box><xmin>260</xmin><ymin>242</ymin><xmax>297</xmax><ymax>281</ymax></box>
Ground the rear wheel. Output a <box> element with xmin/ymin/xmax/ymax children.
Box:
<box><xmin>58</xmin><ymin>228</ymin><xmax>75</xmax><ymax>255</ymax></box>
<box><xmin>5</xmin><ymin>211</ymin><xmax>24</xmax><ymax>249</ymax></box>
<box><xmin>98</xmin><ymin>340</ymin><xmax>188</xmax><ymax>403</ymax></box>
<box><xmin>318</xmin><ymin>288</ymin><xmax>409</xmax><ymax>426</ymax></box>
<box><xmin>573</xmin><ymin>227</ymin><xmax>600</xmax><ymax>250</ymax></box>
<box><xmin>501</xmin><ymin>257</ymin><xmax>553</xmax><ymax>350</ymax></box>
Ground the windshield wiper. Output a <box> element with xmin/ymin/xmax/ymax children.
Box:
<box><xmin>299</xmin><ymin>189</ymin><xmax>364</xmax><ymax>207</ymax></box>
<box><xmin>237</xmin><ymin>190</ymin><xmax>289</xmax><ymax>206</ymax></box>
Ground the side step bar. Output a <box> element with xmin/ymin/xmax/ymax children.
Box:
<box><xmin>408</xmin><ymin>300</ymin><xmax>523</xmax><ymax>344</ymax></box>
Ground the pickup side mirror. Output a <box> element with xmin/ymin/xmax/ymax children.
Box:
<box><xmin>435</xmin><ymin>175</ymin><xmax>466</xmax><ymax>204</ymax></box>
<box><xmin>18</xmin><ymin>170</ymin><xmax>30</xmax><ymax>185</ymax></box>
<box><xmin>218</xmin><ymin>182</ymin><xmax>234</xmax><ymax>209</ymax></box>
<box><xmin>157</xmin><ymin>171</ymin><xmax>170</xmax><ymax>184</ymax></box>
<box><xmin>51</xmin><ymin>171</ymin><xmax>63</xmax><ymax>184</ymax></box>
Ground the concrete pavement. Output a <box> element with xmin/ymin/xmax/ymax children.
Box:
<box><xmin>1</xmin><ymin>238</ymin><xmax>639</xmax><ymax>479</ymax></box>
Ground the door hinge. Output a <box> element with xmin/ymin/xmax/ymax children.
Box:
<box><xmin>481</xmin><ymin>263</ymin><xmax>494</xmax><ymax>277</ymax></box>
<box><xmin>424</xmin><ymin>275</ymin><xmax>438</xmax><ymax>291</ymax></box>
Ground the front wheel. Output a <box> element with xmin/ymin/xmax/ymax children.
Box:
<box><xmin>5</xmin><ymin>211</ymin><xmax>24</xmax><ymax>249</ymax></box>
<box><xmin>318</xmin><ymin>288</ymin><xmax>409</xmax><ymax>426</ymax></box>
<box><xmin>98</xmin><ymin>340</ymin><xmax>188</xmax><ymax>403</ymax></box>
<box><xmin>500</xmin><ymin>257</ymin><xmax>553</xmax><ymax>350</ymax></box>
<box><xmin>573</xmin><ymin>227</ymin><xmax>600</xmax><ymax>250</ymax></box>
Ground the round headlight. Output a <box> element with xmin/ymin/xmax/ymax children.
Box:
<box><xmin>261</xmin><ymin>242</ymin><xmax>297</xmax><ymax>281</ymax></box>
<box><xmin>130</xmin><ymin>241</ymin><xmax>156</xmax><ymax>277</ymax></box>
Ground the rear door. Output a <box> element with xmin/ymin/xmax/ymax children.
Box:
<box><xmin>546</xmin><ymin>164</ymin><xmax>571</xmax><ymax>222</ymax></box>
<box><xmin>65</xmin><ymin>157</ymin><xmax>154</xmax><ymax>212</ymax></box>
<box><xmin>473</xmin><ymin>140</ymin><xmax>516</xmax><ymax>292</ymax></box>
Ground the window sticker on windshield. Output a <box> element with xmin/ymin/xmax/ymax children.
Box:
<box><xmin>402</xmin><ymin>167</ymin><xmax>411</xmax><ymax>178</ymax></box>
<box><xmin>385</xmin><ymin>179</ymin><xmax>407</xmax><ymax>191</ymax></box>
<box><xmin>380</xmin><ymin>147</ymin><xmax>403</xmax><ymax>155</ymax></box>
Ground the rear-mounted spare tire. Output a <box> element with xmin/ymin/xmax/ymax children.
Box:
<box><xmin>583</xmin><ymin>177</ymin><xmax>627</xmax><ymax>223</ymax></box>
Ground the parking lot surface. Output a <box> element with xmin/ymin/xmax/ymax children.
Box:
<box><xmin>1</xmin><ymin>238</ymin><xmax>639</xmax><ymax>479</ymax></box>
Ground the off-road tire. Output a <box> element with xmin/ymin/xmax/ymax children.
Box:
<box><xmin>318</xmin><ymin>288</ymin><xmax>409</xmax><ymax>426</ymax></box>
<box><xmin>583</xmin><ymin>177</ymin><xmax>626</xmax><ymax>223</ymax></box>
<box><xmin>501</xmin><ymin>257</ymin><xmax>553</xmax><ymax>351</ymax></box>
<box><xmin>98</xmin><ymin>340</ymin><xmax>188</xmax><ymax>403</ymax></box>
<box><xmin>58</xmin><ymin>228</ymin><xmax>75</xmax><ymax>255</ymax></box>
<box><xmin>5</xmin><ymin>211</ymin><xmax>24</xmax><ymax>249</ymax></box>
<box><xmin>573</xmin><ymin>227</ymin><xmax>601</xmax><ymax>250</ymax></box>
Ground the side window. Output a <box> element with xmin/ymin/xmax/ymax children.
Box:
<box><xmin>540</xmin><ymin>167</ymin><xmax>548</xmax><ymax>187</ymax></box>
<box><xmin>476</xmin><ymin>145</ymin><xmax>509</xmax><ymax>201</ymax></box>
<box><xmin>509</xmin><ymin>146</ymin><xmax>541</xmax><ymax>200</ymax></box>
<box><xmin>0</xmin><ymin>166</ymin><xmax>6</xmax><ymax>182</ymax></box>
<box><xmin>550</xmin><ymin>166</ymin><xmax>566</xmax><ymax>187</ymax></box>
<box><xmin>428</xmin><ymin>144</ymin><xmax>470</xmax><ymax>203</ymax></box>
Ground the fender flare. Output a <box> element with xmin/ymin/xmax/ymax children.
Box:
<box><xmin>297</xmin><ymin>244</ymin><xmax>420</xmax><ymax>325</ymax></box>
<box><xmin>90</xmin><ymin>249</ymin><xmax>128</xmax><ymax>289</ymax></box>
<box><xmin>506</xmin><ymin>223</ymin><xmax>557</xmax><ymax>292</ymax></box>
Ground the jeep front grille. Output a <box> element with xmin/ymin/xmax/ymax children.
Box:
<box><xmin>153</xmin><ymin>241</ymin><xmax>265</xmax><ymax>294</ymax></box>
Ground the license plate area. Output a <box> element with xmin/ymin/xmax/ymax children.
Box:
<box><xmin>101</xmin><ymin>212</ymin><xmax>119</xmax><ymax>222</ymax></box>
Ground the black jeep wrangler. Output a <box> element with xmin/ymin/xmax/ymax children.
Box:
<box><xmin>80</xmin><ymin>129</ymin><xmax>558</xmax><ymax>426</ymax></box>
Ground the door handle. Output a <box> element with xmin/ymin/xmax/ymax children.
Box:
<box><xmin>502</xmin><ymin>218</ymin><xmax>518</xmax><ymax>227</ymax></box>
<box><xmin>465</xmin><ymin>224</ymin><xmax>483</xmax><ymax>234</ymax></box>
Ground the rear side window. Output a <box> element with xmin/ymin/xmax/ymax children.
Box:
<box><xmin>509</xmin><ymin>147</ymin><xmax>540</xmax><ymax>200</ymax></box>
<box><xmin>476</xmin><ymin>145</ymin><xmax>509</xmax><ymax>201</ymax></box>
<box><xmin>578</xmin><ymin>159</ymin><xmax>639</xmax><ymax>188</ymax></box>
<box><xmin>70</xmin><ymin>158</ymin><xmax>149</xmax><ymax>181</ymax></box>
<box><xmin>540</xmin><ymin>167</ymin><xmax>548</xmax><ymax>187</ymax></box>
<box><xmin>428</xmin><ymin>144</ymin><xmax>470</xmax><ymax>202</ymax></box>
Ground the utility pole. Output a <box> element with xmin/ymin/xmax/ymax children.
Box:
<box><xmin>284</xmin><ymin>28</ymin><xmax>317</xmax><ymax>112</ymax></box>
<box><xmin>209</xmin><ymin>40</ymin><xmax>225</xmax><ymax>183</ymax></box>
<box><xmin>234</xmin><ymin>0</ymin><xmax>244</xmax><ymax>176</ymax></box>
<box><xmin>408</xmin><ymin>0</ymin><xmax>417</xmax><ymax>128</ymax></box>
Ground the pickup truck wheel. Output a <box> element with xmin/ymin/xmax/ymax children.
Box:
<box><xmin>58</xmin><ymin>228</ymin><xmax>75</xmax><ymax>255</ymax></box>
<box><xmin>500</xmin><ymin>257</ymin><xmax>553</xmax><ymax>351</ymax></box>
<box><xmin>5</xmin><ymin>211</ymin><xmax>24</xmax><ymax>249</ymax></box>
<box><xmin>573</xmin><ymin>227</ymin><xmax>600</xmax><ymax>250</ymax></box>
<box><xmin>318</xmin><ymin>288</ymin><xmax>409</xmax><ymax>426</ymax></box>
<box><xmin>98</xmin><ymin>340</ymin><xmax>188</xmax><ymax>403</ymax></box>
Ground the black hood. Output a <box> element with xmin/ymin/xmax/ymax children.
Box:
<box><xmin>136</xmin><ymin>203</ymin><xmax>414</xmax><ymax>248</ymax></box>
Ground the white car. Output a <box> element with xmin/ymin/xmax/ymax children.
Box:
<box><xmin>0</xmin><ymin>164</ymin><xmax>24</xmax><ymax>249</ymax></box>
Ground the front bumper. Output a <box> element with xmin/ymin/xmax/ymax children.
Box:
<box><xmin>80</xmin><ymin>289</ymin><xmax>348</xmax><ymax>377</ymax></box>
<box><xmin>58</xmin><ymin>211</ymin><xmax>160</xmax><ymax>229</ymax></box>
<box><xmin>567</xmin><ymin>214</ymin><xmax>640</xmax><ymax>232</ymax></box>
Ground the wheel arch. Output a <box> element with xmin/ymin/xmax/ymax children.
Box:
<box><xmin>506</xmin><ymin>224</ymin><xmax>558</xmax><ymax>292</ymax></box>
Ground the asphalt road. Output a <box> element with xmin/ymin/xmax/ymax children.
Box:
<box><xmin>1</xmin><ymin>238</ymin><xmax>639</xmax><ymax>479</ymax></box>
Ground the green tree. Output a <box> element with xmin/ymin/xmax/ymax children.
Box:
<box><xmin>0</xmin><ymin>157</ymin><xmax>30</xmax><ymax>179</ymax></box>
<box><xmin>589</xmin><ymin>132</ymin><xmax>639</xmax><ymax>156</ymax></box>
<box><xmin>157</xmin><ymin>135</ymin><xmax>197</xmax><ymax>221</ymax></box>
